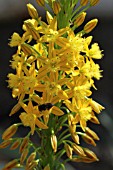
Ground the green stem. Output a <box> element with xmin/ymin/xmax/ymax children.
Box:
<box><xmin>72</xmin><ymin>5</ymin><xmax>90</xmax><ymax>22</ymax></box>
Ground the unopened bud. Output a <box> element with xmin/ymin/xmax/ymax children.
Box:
<box><xmin>90</xmin><ymin>114</ymin><xmax>100</xmax><ymax>124</ymax></box>
<box><xmin>71</xmin><ymin>132</ymin><xmax>80</xmax><ymax>144</ymax></box>
<box><xmin>26</xmin><ymin>152</ymin><xmax>36</xmax><ymax>165</ymax></box>
<box><xmin>83</xmin><ymin>148</ymin><xmax>99</xmax><ymax>161</ymax></box>
<box><xmin>2</xmin><ymin>124</ymin><xmax>18</xmax><ymax>140</ymax></box>
<box><xmin>90</xmin><ymin>0</ymin><xmax>100</xmax><ymax>6</ymax></box>
<box><xmin>24</xmin><ymin>20</ymin><xmax>40</xmax><ymax>40</ymax></box>
<box><xmin>74</xmin><ymin>12</ymin><xmax>86</xmax><ymax>27</ymax></box>
<box><xmin>89</xmin><ymin>99</ymin><xmax>105</xmax><ymax>114</ymax></box>
<box><xmin>82</xmin><ymin>134</ymin><xmax>96</xmax><ymax>146</ymax></box>
<box><xmin>2</xmin><ymin>159</ymin><xmax>20</xmax><ymax>170</ymax></box>
<box><xmin>51</xmin><ymin>134</ymin><xmax>57</xmax><ymax>153</ymax></box>
<box><xmin>84</xmin><ymin>19</ymin><xmax>98</xmax><ymax>33</ymax></box>
<box><xmin>52</xmin><ymin>1</ymin><xmax>61</xmax><ymax>15</ymax></box>
<box><xmin>64</xmin><ymin>143</ymin><xmax>73</xmax><ymax>159</ymax></box>
<box><xmin>21</xmin><ymin>43</ymin><xmax>33</xmax><ymax>55</ymax></box>
<box><xmin>26</xmin><ymin>159</ymin><xmax>39</xmax><ymax>170</ymax></box>
<box><xmin>80</xmin><ymin>0</ymin><xmax>89</xmax><ymax>6</ymax></box>
<box><xmin>46</xmin><ymin>11</ymin><xmax>53</xmax><ymax>25</ymax></box>
<box><xmin>85</xmin><ymin>127</ymin><xmax>99</xmax><ymax>140</ymax></box>
<box><xmin>27</xmin><ymin>3</ymin><xmax>38</xmax><ymax>19</ymax></box>
<box><xmin>36</xmin><ymin>0</ymin><xmax>45</xmax><ymax>6</ymax></box>
<box><xmin>0</xmin><ymin>139</ymin><xmax>12</xmax><ymax>149</ymax></box>
<box><xmin>20</xmin><ymin>148</ymin><xmax>29</xmax><ymax>164</ymax></box>
<box><xmin>9</xmin><ymin>103</ymin><xmax>21</xmax><ymax>116</ymax></box>
<box><xmin>10</xmin><ymin>139</ymin><xmax>21</xmax><ymax>150</ymax></box>
<box><xmin>19</xmin><ymin>137</ymin><xmax>29</xmax><ymax>153</ymax></box>
<box><xmin>72</xmin><ymin>143</ymin><xmax>86</xmax><ymax>156</ymax></box>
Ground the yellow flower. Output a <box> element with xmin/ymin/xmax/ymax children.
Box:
<box><xmin>35</xmin><ymin>71</ymin><xmax>68</xmax><ymax>99</ymax></box>
<box><xmin>19</xmin><ymin>101</ymin><xmax>48</xmax><ymax>135</ymax></box>
<box><xmin>65</xmin><ymin>97</ymin><xmax>92</xmax><ymax>130</ymax></box>
<box><xmin>66</xmin><ymin>75</ymin><xmax>92</xmax><ymax>99</ymax></box>
<box><xmin>38</xmin><ymin>16</ymin><xmax>69</xmax><ymax>43</ymax></box>
<box><xmin>89</xmin><ymin>43</ymin><xmax>103</xmax><ymax>59</ymax></box>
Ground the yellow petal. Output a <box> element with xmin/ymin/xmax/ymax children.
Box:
<box><xmin>51</xmin><ymin>106</ymin><xmax>64</xmax><ymax>116</ymax></box>
<box><xmin>35</xmin><ymin>119</ymin><xmax>48</xmax><ymax>129</ymax></box>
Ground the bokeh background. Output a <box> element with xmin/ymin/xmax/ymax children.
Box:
<box><xmin>0</xmin><ymin>0</ymin><xmax>113</xmax><ymax>169</ymax></box>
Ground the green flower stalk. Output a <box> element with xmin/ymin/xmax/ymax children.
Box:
<box><xmin>0</xmin><ymin>0</ymin><xmax>104</xmax><ymax>170</ymax></box>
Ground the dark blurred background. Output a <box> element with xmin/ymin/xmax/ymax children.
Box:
<box><xmin>0</xmin><ymin>0</ymin><xmax>113</xmax><ymax>169</ymax></box>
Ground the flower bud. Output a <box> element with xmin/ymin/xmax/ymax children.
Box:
<box><xmin>2</xmin><ymin>124</ymin><xmax>18</xmax><ymax>140</ymax></box>
<box><xmin>24</xmin><ymin>20</ymin><xmax>40</xmax><ymax>40</ymax></box>
<box><xmin>74</xmin><ymin>12</ymin><xmax>86</xmax><ymax>27</ymax></box>
<box><xmin>36</xmin><ymin>0</ymin><xmax>45</xmax><ymax>6</ymax></box>
<box><xmin>84</xmin><ymin>19</ymin><xmax>98</xmax><ymax>33</ymax></box>
<box><xmin>72</xmin><ymin>143</ymin><xmax>86</xmax><ymax>156</ymax></box>
<box><xmin>19</xmin><ymin>137</ymin><xmax>29</xmax><ymax>153</ymax></box>
<box><xmin>52</xmin><ymin>1</ymin><xmax>61</xmax><ymax>15</ymax></box>
<box><xmin>10</xmin><ymin>139</ymin><xmax>21</xmax><ymax>150</ymax></box>
<box><xmin>80</xmin><ymin>0</ymin><xmax>89</xmax><ymax>6</ymax></box>
<box><xmin>20</xmin><ymin>148</ymin><xmax>29</xmax><ymax>164</ymax></box>
<box><xmin>90</xmin><ymin>0</ymin><xmax>100</xmax><ymax>6</ymax></box>
<box><xmin>46</xmin><ymin>11</ymin><xmax>53</xmax><ymax>25</ymax></box>
<box><xmin>83</xmin><ymin>148</ymin><xmax>99</xmax><ymax>161</ymax></box>
<box><xmin>2</xmin><ymin>159</ymin><xmax>20</xmax><ymax>170</ymax></box>
<box><xmin>82</xmin><ymin>134</ymin><xmax>96</xmax><ymax>146</ymax></box>
<box><xmin>71</xmin><ymin>132</ymin><xmax>80</xmax><ymax>144</ymax></box>
<box><xmin>89</xmin><ymin>99</ymin><xmax>105</xmax><ymax>114</ymax></box>
<box><xmin>0</xmin><ymin>139</ymin><xmax>12</xmax><ymax>149</ymax></box>
<box><xmin>85</xmin><ymin>127</ymin><xmax>99</xmax><ymax>140</ymax></box>
<box><xmin>64</xmin><ymin>143</ymin><xmax>73</xmax><ymax>159</ymax></box>
<box><xmin>51</xmin><ymin>134</ymin><xmax>57</xmax><ymax>153</ymax></box>
<box><xmin>21</xmin><ymin>44</ymin><xmax>33</xmax><ymax>55</ymax></box>
<box><xmin>90</xmin><ymin>114</ymin><xmax>100</xmax><ymax>124</ymax></box>
<box><xmin>27</xmin><ymin>3</ymin><xmax>38</xmax><ymax>19</ymax></box>
<box><xmin>26</xmin><ymin>152</ymin><xmax>36</xmax><ymax>165</ymax></box>
<box><xmin>9</xmin><ymin>103</ymin><xmax>21</xmax><ymax>116</ymax></box>
<box><xmin>26</xmin><ymin>160</ymin><xmax>39</xmax><ymax>170</ymax></box>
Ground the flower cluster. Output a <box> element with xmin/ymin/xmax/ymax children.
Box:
<box><xmin>0</xmin><ymin>0</ymin><xmax>104</xmax><ymax>170</ymax></box>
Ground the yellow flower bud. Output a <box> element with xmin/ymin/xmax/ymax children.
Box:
<box><xmin>90</xmin><ymin>0</ymin><xmax>100</xmax><ymax>6</ymax></box>
<box><xmin>21</xmin><ymin>44</ymin><xmax>33</xmax><ymax>55</ymax></box>
<box><xmin>80</xmin><ymin>0</ymin><xmax>89</xmax><ymax>6</ymax></box>
<box><xmin>74</xmin><ymin>12</ymin><xmax>86</xmax><ymax>27</ymax></box>
<box><xmin>36</xmin><ymin>0</ymin><xmax>45</xmax><ymax>6</ymax></box>
<box><xmin>20</xmin><ymin>148</ymin><xmax>29</xmax><ymax>164</ymax></box>
<box><xmin>51</xmin><ymin>134</ymin><xmax>57</xmax><ymax>153</ymax></box>
<box><xmin>46</xmin><ymin>11</ymin><xmax>53</xmax><ymax>25</ymax></box>
<box><xmin>0</xmin><ymin>139</ymin><xmax>12</xmax><ymax>149</ymax></box>
<box><xmin>84</xmin><ymin>19</ymin><xmax>98</xmax><ymax>33</ymax></box>
<box><xmin>83</xmin><ymin>148</ymin><xmax>99</xmax><ymax>161</ymax></box>
<box><xmin>26</xmin><ymin>160</ymin><xmax>39</xmax><ymax>170</ymax></box>
<box><xmin>26</xmin><ymin>152</ymin><xmax>36</xmax><ymax>165</ymax></box>
<box><xmin>2</xmin><ymin>159</ymin><xmax>20</xmax><ymax>170</ymax></box>
<box><xmin>85</xmin><ymin>127</ymin><xmax>99</xmax><ymax>140</ymax></box>
<box><xmin>71</xmin><ymin>132</ymin><xmax>80</xmax><ymax>144</ymax></box>
<box><xmin>72</xmin><ymin>143</ymin><xmax>86</xmax><ymax>156</ymax></box>
<box><xmin>9</xmin><ymin>102</ymin><xmax>21</xmax><ymax>116</ymax></box>
<box><xmin>90</xmin><ymin>114</ymin><xmax>100</xmax><ymax>124</ymax></box>
<box><xmin>89</xmin><ymin>99</ymin><xmax>105</xmax><ymax>114</ymax></box>
<box><xmin>19</xmin><ymin>137</ymin><xmax>29</xmax><ymax>153</ymax></box>
<box><xmin>27</xmin><ymin>3</ymin><xmax>38</xmax><ymax>19</ymax></box>
<box><xmin>82</xmin><ymin>134</ymin><xmax>96</xmax><ymax>146</ymax></box>
<box><xmin>2</xmin><ymin>124</ymin><xmax>18</xmax><ymax>140</ymax></box>
<box><xmin>24</xmin><ymin>20</ymin><xmax>40</xmax><ymax>40</ymax></box>
<box><xmin>10</xmin><ymin>139</ymin><xmax>21</xmax><ymax>150</ymax></box>
<box><xmin>64</xmin><ymin>143</ymin><xmax>73</xmax><ymax>159</ymax></box>
<box><xmin>52</xmin><ymin>1</ymin><xmax>61</xmax><ymax>15</ymax></box>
